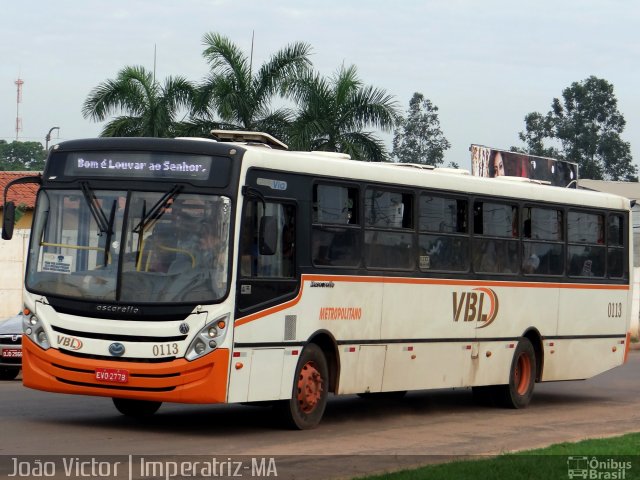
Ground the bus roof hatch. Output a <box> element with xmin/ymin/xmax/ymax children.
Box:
<box><xmin>210</xmin><ymin>130</ymin><xmax>288</xmax><ymax>151</ymax></box>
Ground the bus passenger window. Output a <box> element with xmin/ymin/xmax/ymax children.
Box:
<box><xmin>418</xmin><ymin>194</ymin><xmax>469</xmax><ymax>272</ymax></box>
<box><xmin>567</xmin><ymin>211</ymin><xmax>605</xmax><ymax>277</ymax></box>
<box><xmin>607</xmin><ymin>214</ymin><xmax>625</xmax><ymax>278</ymax></box>
<box><xmin>521</xmin><ymin>207</ymin><xmax>564</xmax><ymax>276</ymax></box>
<box><xmin>472</xmin><ymin>201</ymin><xmax>518</xmax><ymax>274</ymax></box>
<box><xmin>312</xmin><ymin>184</ymin><xmax>360</xmax><ymax>267</ymax></box>
<box><xmin>364</xmin><ymin>188</ymin><xmax>415</xmax><ymax>270</ymax></box>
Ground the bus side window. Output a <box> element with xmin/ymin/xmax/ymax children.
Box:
<box><xmin>240</xmin><ymin>200</ymin><xmax>295</xmax><ymax>278</ymax></box>
<box><xmin>473</xmin><ymin>201</ymin><xmax>519</xmax><ymax>274</ymax></box>
<box><xmin>567</xmin><ymin>211</ymin><xmax>605</xmax><ymax>278</ymax></box>
<box><xmin>364</xmin><ymin>188</ymin><xmax>415</xmax><ymax>270</ymax></box>
<box><xmin>312</xmin><ymin>183</ymin><xmax>361</xmax><ymax>267</ymax></box>
<box><xmin>607</xmin><ymin>214</ymin><xmax>625</xmax><ymax>278</ymax></box>
<box><xmin>522</xmin><ymin>207</ymin><xmax>564</xmax><ymax>276</ymax></box>
<box><xmin>418</xmin><ymin>194</ymin><xmax>469</xmax><ymax>272</ymax></box>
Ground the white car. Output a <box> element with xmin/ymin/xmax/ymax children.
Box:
<box><xmin>0</xmin><ymin>313</ymin><xmax>23</xmax><ymax>380</ymax></box>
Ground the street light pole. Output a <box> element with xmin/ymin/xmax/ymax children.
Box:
<box><xmin>45</xmin><ymin>126</ymin><xmax>60</xmax><ymax>150</ymax></box>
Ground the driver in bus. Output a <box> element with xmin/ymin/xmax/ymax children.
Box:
<box><xmin>168</xmin><ymin>223</ymin><xmax>224</xmax><ymax>275</ymax></box>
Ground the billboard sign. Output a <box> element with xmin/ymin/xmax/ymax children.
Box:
<box><xmin>470</xmin><ymin>145</ymin><xmax>578</xmax><ymax>188</ymax></box>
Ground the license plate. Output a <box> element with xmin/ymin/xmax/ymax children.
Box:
<box><xmin>1</xmin><ymin>348</ymin><xmax>21</xmax><ymax>359</ymax></box>
<box><xmin>95</xmin><ymin>367</ymin><xmax>129</xmax><ymax>384</ymax></box>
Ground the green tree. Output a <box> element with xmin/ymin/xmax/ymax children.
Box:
<box><xmin>183</xmin><ymin>32</ymin><xmax>312</xmax><ymax>139</ymax></box>
<box><xmin>392</xmin><ymin>92</ymin><xmax>450</xmax><ymax>166</ymax></box>
<box><xmin>82</xmin><ymin>65</ymin><xmax>196</xmax><ymax>137</ymax></box>
<box><xmin>286</xmin><ymin>65</ymin><xmax>398</xmax><ymax>161</ymax></box>
<box><xmin>516</xmin><ymin>111</ymin><xmax>559</xmax><ymax>158</ymax></box>
<box><xmin>0</xmin><ymin>140</ymin><xmax>46</xmax><ymax>171</ymax></box>
<box><xmin>517</xmin><ymin>76</ymin><xmax>637</xmax><ymax>181</ymax></box>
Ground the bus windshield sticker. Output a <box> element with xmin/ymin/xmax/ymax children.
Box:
<box><xmin>41</xmin><ymin>253</ymin><xmax>73</xmax><ymax>274</ymax></box>
<box><xmin>257</xmin><ymin>178</ymin><xmax>288</xmax><ymax>191</ymax></box>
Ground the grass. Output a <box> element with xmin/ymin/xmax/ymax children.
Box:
<box><xmin>358</xmin><ymin>432</ymin><xmax>640</xmax><ymax>480</ymax></box>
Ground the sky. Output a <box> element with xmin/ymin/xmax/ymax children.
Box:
<box><xmin>2</xmin><ymin>0</ymin><xmax>640</xmax><ymax>171</ymax></box>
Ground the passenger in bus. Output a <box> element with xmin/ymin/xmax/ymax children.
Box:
<box><xmin>198</xmin><ymin>223</ymin><xmax>226</xmax><ymax>269</ymax></box>
<box><xmin>475</xmin><ymin>240</ymin><xmax>498</xmax><ymax>272</ymax></box>
<box><xmin>522</xmin><ymin>253</ymin><xmax>540</xmax><ymax>274</ymax></box>
<box><xmin>144</xmin><ymin>223</ymin><xmax>177</xmax><ymax>273</ymax></box>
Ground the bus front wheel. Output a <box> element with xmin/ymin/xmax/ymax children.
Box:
<box><xmin>277</xmin><ymin>343</ymin><xmax>328</xmax><ymax>430</ymax></box>
<box><xmin>112</xmin><ymin>398</ymin><xmax>162</xmax><ymax>417</ymax></box>
<box><xmin>497</xmin><ymin>337</ymin><xmax>537</xmax><ymax>409</ymax></box>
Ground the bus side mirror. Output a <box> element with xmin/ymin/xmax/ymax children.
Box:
<box><xmin>259</xmin><ymin>216</ymin><xmax>277</xmax><ymax>256</ymax></box>
<box><xmin>1</xmin><ymin>174</ymin><xmax>41</xmax><ymax>241</ymax></box>
<box><xmin>2</xmin><ymin>201</ymin><xmax>16</xmax><ymax>240</ymax></box>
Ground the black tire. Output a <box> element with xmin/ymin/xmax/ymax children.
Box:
<box><xmin>112</xmin><ymin>398</ymin><xmax>162</xmax><ymax>417</ymax></box>
<box><xmin>277</xmin><ymin>343</ymin><xmax>328</xmax><ymax>430</ymax></box>
<box><xmin>0</xmin><ymin>368</ymin><xmax>20</xmax><ymax>380</ymax></box>
<box><xmin>495</xmin><ymin>338</ymin><xmax>536</xmax><ymax>409</ymax></box>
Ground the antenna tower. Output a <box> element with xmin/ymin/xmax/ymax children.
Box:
<box><xmin>15</xmin><ymin>77</ymin><xmax>24</xmax><ymax>140</ymax></box>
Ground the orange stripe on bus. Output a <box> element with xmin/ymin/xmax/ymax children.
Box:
<box><xmin>302</xmin><ymin>274</ymin><xmax>629</xmax><ymax>290</ymax></box>
<box><xmin>234</xmin><ymin>274</ymin><xmax>629</xmax><ymax>327</ymax></box>
<box><xmin>234</xmin><ymin>283</ymin><xmax>307</xmax><ymax>327</ymax></box>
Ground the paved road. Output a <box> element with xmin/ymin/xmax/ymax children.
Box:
<box><xmin>1</xmin><ymin>351</ymin><xmax>639</xmax><ymax>479</ymax></box>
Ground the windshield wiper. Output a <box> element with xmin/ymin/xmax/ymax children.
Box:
<box><xmin>103</xmin><ymin>199</ymin><xmax>117</xmax><ymax>267</ymax></box>
<box><xmin>80</xmin><ymin>182</ymin><xmax>111</xmax><ymax>235</ymax></box>
<box><xmin>132</xmin><ymin>184</ymin><xmax>182</xmax><ymax>234</ymax></box>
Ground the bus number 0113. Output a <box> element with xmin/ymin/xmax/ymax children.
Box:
<box><xmin>152</xmin><ymin>343</ymin><xmax>179</xmax><ymax>356</ymax></box>
<box><xmin>608</xmin><ymin>302</ymin><xmax>623</xmax><ymax>318</ymax></box>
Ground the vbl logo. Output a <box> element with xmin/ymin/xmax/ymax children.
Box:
<box><xmin>452</xmin><ymin>287</ymin><xmax>499</xmax><ymax>328</ymax></box>
<box><xmin>57</xmin><ymin>335</ymin><xmax>83</xmax><ymax>350</ymax></box>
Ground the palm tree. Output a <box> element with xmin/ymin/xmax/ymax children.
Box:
<box><xmin>186</xmin><ymin>32</ymin><xmax>312</xmax><ymax>140</ymax></box>
<box><xmin>286</xmin><ymin>65</ymin><xmax>398</xmax><ymax>161</ymax></box>
<box><xmin>82</xmin><ymin>65</ymin><xmax>196</xmax><ymax>137</ymax></box>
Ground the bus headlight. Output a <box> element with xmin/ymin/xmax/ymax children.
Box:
<box><xmin>23</xmin><ymin>313</ymin><xmax>50</xmax><ymax>350</ymax></box>
<box><xmin>185</xmin><ymin>314</ymin><xmax>229</xmax><ymax>361</ymax></box>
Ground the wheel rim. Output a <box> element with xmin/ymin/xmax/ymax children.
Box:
<box><xmin>514</xmin><ymin>353</ymin><xmax>532</xmax><ymax>396</ymax></box>
<box><xmin>297</xmin><ymin>361</ymin><xmax>323</xmax><ymax>414</ymax></box>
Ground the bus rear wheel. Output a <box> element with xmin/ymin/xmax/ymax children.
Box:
<box><xmin>277</xmin><ymin>343</ymin><xmax>328</xmax><ymax>430</ymax></box>
<box><xmin>112</xmin><ymin>398</ymin><xmax>162</xmax><ymax>417</ymax></box>
<box><xmin>496</xmin><ymin>337</ymin><xmax>536</xmax><ymax>409</ymax></box>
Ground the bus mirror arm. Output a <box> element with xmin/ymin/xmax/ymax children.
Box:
<box><xmin>241</xmin><ymin>186</ymin><xmax>266</xmax><ymax>211</ymax></box>
<box><xmin>2</xmin><ymin>175</ymin><xmax>42</xmax><ymax>241</ymax></box>
<box><xmin>242</xmin><ymin>186</ymin><xmax>276</xmax><ymax>255</ymax></box>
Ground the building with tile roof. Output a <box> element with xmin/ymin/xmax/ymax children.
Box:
<box><xmin>0</xmin><ymin>171</ymin><xmax>40</xmax><ymax>317</ymax></box>
<box><xmin>0</xmin><ymin>171</ymin><xmax>41</xmax><ymax>229</ymax></box>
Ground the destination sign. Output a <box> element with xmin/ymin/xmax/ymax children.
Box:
<box><xmin>64</xmin><ymin>152</ymin><xmax>215</xmax><ymax>181</ymax></box>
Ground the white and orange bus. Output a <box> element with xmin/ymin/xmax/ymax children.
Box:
<box><xmin>2</xmin><ymin>132</ymin><xmax>633</xmax><ymax>429</ymax></box>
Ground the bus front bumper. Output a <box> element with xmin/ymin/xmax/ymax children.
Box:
<box><xmin>22</xmin><ymin>338</ymin><xmax>229</xmax><ymax>404</ymax></box>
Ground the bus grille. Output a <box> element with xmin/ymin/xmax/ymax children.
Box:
<box><xmin>57</xmin><ymin>378</ymin><xmax>176</xmax><ymax>392</ymax></box>
<box><xmin>59</xmin><ymin>350</ymin><xmax>176</xmax><ymax>363</ymax></box>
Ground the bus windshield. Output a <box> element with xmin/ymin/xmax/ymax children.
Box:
<box><xmin>26</xmin><ymin>188</ymin><xmax>231</xmax><ymax>304</ymax></box>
